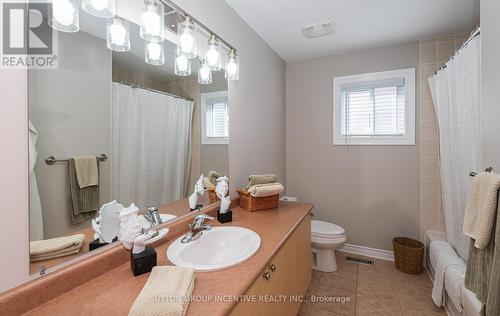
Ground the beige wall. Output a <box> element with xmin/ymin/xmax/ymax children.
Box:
<box><xmin>29</xmin><ymin>31</ymin><xmax>112</xmax><ymax>239</ymax></box>
<box><xmin>286</xmin><ymin>42</ymin><xmax>420</xmax><ymax>251</ymax></box>
<box><xmin>419</xmin><ymin>33</ymin><xmax>470</xmax><ymax>242</ymax></box>
<box><xmin>481</xmin><ymin>0</ymin><xmax>500</xmax><ymax>169</ymax></box>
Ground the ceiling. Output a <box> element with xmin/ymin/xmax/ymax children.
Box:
<box><xmin>225</xmin><ymin>0</ymin><xmax>480</xmax><ymax>62</ymax></box>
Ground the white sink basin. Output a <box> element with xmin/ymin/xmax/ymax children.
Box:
<box><xmin>167</xmin><ymin>226</ymin><xmax>261</xmax><ymax>271</ymax></box>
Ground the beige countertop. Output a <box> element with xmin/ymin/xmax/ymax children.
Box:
<box><xmin>24</xmin><ymin>201</ymin><xmax>313</xmax><ymax>316</ymax></box>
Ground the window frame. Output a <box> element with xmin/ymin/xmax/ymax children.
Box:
<box><xmin>201</xmin><ymin>90</ymin><xmax>229</xmax><ymax>145</ymax></box>
<box><xmin>332</xmin><ymin>68</ymin><xmax>416</xmax><ymax>146</ymax></box>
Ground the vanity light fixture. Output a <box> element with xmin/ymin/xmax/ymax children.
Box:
<box><xmin>176</xmin><ymin>16</ymin><xmax>197</xmax><ymax>59</ymax></box>
<box><xmin>205</xmin><ymin>34</ymin><xmax>221</xmax><ymax>71</ymax></box>
<box><xmin>145</xmin><ymin>41</ymin><xmax>164</xmax><ymax>65</ymax></box>
<box><xmin>82</xmin><ymin>0</ymin><xmax>115</xmax><ymax>18</ymax></box>
<box><xmin>106</xmin><ymin>17</ymin><xmax>130</xmax><ymax>52</ymax></box>
<box><xmin>49</xmin><ymin>0</ymin><xmax>79</xmax><ymax>33</ymax></box>
<box><xmin>174</xmin><ymin>53</ymin><xmax>191</xmax><ymax>76</ymax></box>
<box><xmin>140</xmin><ymin>0</ymin><xmax>164</xmax><ymax>43</ymax></box>
<box><xmin>198</xmin><ymin>59</ymin><xmax>212</xmax><ymax>84</ymax></box>
<box><xmin>225</xmin><ymin>49</ymin><xmax>239</xmax><ymax>81</ymax></box>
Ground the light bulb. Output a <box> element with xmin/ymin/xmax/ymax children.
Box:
<box><xmin>206</xmin><ymin>49</ymin><xmax>219</xmax><ymax>66</ymax></box>
<box><xmin>82</xmin><ymin>0</ymin><xmax>115</xmax><ymax>18</ymax></box>
<box><xmin>140</xmin><ymin>0</ymin><xmax>164</xmax><ymax>42</ymax></box>
<box><xmin>227</xmin><ymin>61</ymin><xmax>237</xmax><ymax>75</ymax></box>
<box><xmin>50</xmin><ymin>0</ymin><xmax>79</xmax><ymax>32</ymax></box>
<box><xmin>176</xmin><ymin>55</ymin><xmax>188</xmax><ymax>71</ymax></box>
<box><xmin>225</xmin><ymin>49</ymin><xmax>239</xmax><ymax>80</ymax></box>
<box><xmin>90</xmin><ymin>0</ymin><xmax>106</xmax><ymax>10</ymax></box>
<box><xmin>54</xmin><ymin>0</ymin><xmax>74</xmax><ymax>26</ymax></box>
<box><xmin>143</xmin><ymin>11</ymin><xmax>160</xmax><ymax>35</ymax></box>
<box><xmin>106</xmin><ymin>17</ymin><xmax>130</xmax><ymax>51</ymax></box>
<box><xmin>179</xmin><ymin>32</ymin><xmax>194</xmax><ymax>54</ymax></box>
<box><xmin>109</xmin><ymin>23</ymin><xmax>125</xmax><ymax>45</ymax></box>
<box><xmin>147</xmin><ymin>42</ymin><xmax>161</xmax><ymax>60</ymax></box>
<box><xmin>198</xmin><ymin>60</ymin><xmax>212</xmax><ymax>84</ymax></box>
<box><xmin>176</xmin><ymin>16</ymin><xmax>197</xmax><ymax>58</ymax></box>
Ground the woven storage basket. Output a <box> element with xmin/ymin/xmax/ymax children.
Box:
<box><xmin>393</xmin><ymin>237</ymin><xmax>424</xmax><ymax>274</ymax></box>
<box><xmin>207</xmin><ymin>189</ymin><xmax>219</xmax><ymax>203</ymax></box>
<box><xmin>237</xmin><ymin>188</ymin><xmax>279</xmax><ymax>211</ymax></box>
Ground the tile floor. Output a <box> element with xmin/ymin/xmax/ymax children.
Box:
<box><xmin>298</xmin><ymin>252</ymin><xmax>446</xmax><ymax>316</ymax></box>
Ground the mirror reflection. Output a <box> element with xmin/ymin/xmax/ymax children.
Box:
<box><xmin>28</xmin><ymin>10</ymin><xmax>229</xmax><ymax>274</ymax></box>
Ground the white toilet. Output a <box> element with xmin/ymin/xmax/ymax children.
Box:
<box><xmin>311</xmin><ymin>220</ymin><xmax>347</xmax><ymax>272</ymax></box>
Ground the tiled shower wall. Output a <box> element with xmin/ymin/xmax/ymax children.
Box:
<box><xmin>419</xmin><ymin>32</ymin><xmax>470</xmax><ymax>243</ymax></box>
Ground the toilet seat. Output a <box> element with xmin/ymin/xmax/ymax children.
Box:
<box><xmin>311</xmin><ymin>220</ymin><xmax>345</xmax><ymax>239</ymax></box>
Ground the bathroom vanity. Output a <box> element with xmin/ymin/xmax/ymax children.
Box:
<box><xmin>3</xmin><ymin>201</ymin><xmax>313</xmax><ymax>315</ymax></box>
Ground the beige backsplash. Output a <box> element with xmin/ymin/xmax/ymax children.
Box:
<box><xmin>419</xmin><ymin>32</ymin><xmax>470</xmax><ymax>243</ymax></box>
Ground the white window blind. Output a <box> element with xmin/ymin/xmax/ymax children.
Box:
<box><xmin>333</xmin><ymin>68</ymin><xmax>415</xmax><ymax>145</ymax></box>
<box><xmin>201</xmin><ymin>91</ymin><xmax>229</xmax><ymax>145</ymax></box>
<box><xmin>206</xmin><ymin>101</ymin><xmax>229</xmax><ymax>138</ymax></box>
<box><xmin>340</xmin><ymin>79</ymin><xmax>405</xmax><ymax>137</ymax></box>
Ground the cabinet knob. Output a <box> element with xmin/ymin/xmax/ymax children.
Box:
<box><xmin>262</xmin><ymin>271</ymin><xmax>271</xmax><ymax>280</ymax></box>
<box><xmin>269</xmin><ymin>263</ymin><xmax>277</xmax><ymax>272</ymax></box>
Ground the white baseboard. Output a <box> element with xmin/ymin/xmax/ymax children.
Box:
<box><xmin>339</xmin><ymin>243</ymin><xmax>395</xmax><ymax>262</ymax></box>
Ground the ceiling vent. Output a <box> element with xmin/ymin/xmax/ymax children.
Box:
<box><xmin>302</xmin><ymin>21</ymin><xmax>336</xmax><ymax>39</ymax></box>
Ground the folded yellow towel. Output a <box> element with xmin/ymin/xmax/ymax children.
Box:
<box><xmin>463</xmin><ymin>172</ymin><xmax>500</xmax><ymax>249</ymax></box>
<box><xmin>203</xmin><ymin>177</ymin><xmax>215</xmax><ymax>190</ymax></box>
<box><xmin>244</xmin><ymin>174</ymin><xmax>278</xmax><ymax>190</ymax></box>
<box><xmin>30</xmin><ymin>234</ymin><xmax>85</xmax><ymax>262</ymax></box>
<box><xmin>73</xmin><ymin>156</ymin><xmax>99</xmax><ymax>188</ymax></box>
<box><xmin>129</xmin><ymin>266</ymin><xmax>195</xmax><ymax>316</ymax></box>
<box><xmin>248</xmin><ymin>182</ymin><xmax>284</xmax><ymax>197</ymax></box>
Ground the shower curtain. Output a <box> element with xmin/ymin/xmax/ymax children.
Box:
<box><xmin>428</xmin><ymin>35</ymin><xmax>481</xmax><ymax>259</ymax></box>
<box><xmin>112</xmin><ymin>83</ymin><xmax>194</xmax><ymax>208</ymax></box>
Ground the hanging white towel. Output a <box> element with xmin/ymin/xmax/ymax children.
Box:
<box><xmin>444</xmin><ymin>259</ymin><xmax>467</xmax><ymax>312</ymax></box>
<box><xmin>29</xmin><ymin>120</ymin><xmax>44</xmax><ymax>241</ymax></box>
<box><xmin>430</xmin><ymin>241</ymin><xmax>462</xmax><ymax>307</ymax></box>
<box><xmin>463</xmin><ymin>172</ymin><xmax>500</xmax><ymax>249</ymax></box>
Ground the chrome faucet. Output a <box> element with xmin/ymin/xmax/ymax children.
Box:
<box><xmin>144</xmin><ymin>207</ymin><xmax>162</xmax><ymax>227</ymax></box>
<box><xmin>181</xmin><ymin>214</ymin><xmax>214</xmax><ymax>243</ymax></box>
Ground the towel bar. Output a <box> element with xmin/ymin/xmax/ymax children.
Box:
<box><xmin>45</xmin><ymin>154</ymin><xmax>108</xmax><ymax>165</ymax></box>
<box><xmin>469</xmin><ymin>167</ymin><xmax>495</xmax><ymax>177</ymax></box>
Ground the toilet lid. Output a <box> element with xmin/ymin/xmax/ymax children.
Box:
<box><xmin>311</xmin><ymin>220</ymin><xmax>345</xmax><ymax>237</ymax></box>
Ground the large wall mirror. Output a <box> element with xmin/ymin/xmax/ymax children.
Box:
<box><xmin>28</xmin><ymin>2</ymin><xmax>231</xmax><ymax>275</ymax></box>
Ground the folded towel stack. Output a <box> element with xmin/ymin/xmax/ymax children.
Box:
<box><xmin>129</xmin><ymin>266</ymin><xmax>195</xmax><ymax>316</ymax></box>
<box><xmin>243</xmin><ymin>174</ymin><xmax>283</xmax><ymax>197</ymax></box>
<box><xmin>30</xmin><ymin>234</ymin><xmax>85</xmax><ymax>262</ymax></box>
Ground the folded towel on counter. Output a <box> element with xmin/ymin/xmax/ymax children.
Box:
<box><xmin>244</xmin><ymin>174</ymin><xmax>278</xmax><ymax>190</ymax></box>
<box><xmin>463</xmin><ymin>172</ymin><xmax>500</xmax><ymax>249</ymax></box>
<box><xmin>208</xmin><ymin>170</ymin><xmax>221</xmax><ymax>186</ymax></box>
<box><xmin>73</xmin><ymin>156</ymin><xmax>99</xmax><ymax>188</ymax></box>
<box><xmin>129</xmin><ymin>266</ymin><xmax>195</xmax><ymax>316</ymax></box>
<box><xmin>30</xmin><ymin>234</ymin><xmax>85</xmax><ymax>262</ymax></box>
<box><xmin>203</xmin><ymin>176</ymin><xmax>215</xmax><ymax>190</ymax></box>
<box><xmin>430</xmin><ymin>241</ymin><xmax>462</xmax><ymax>307</ymax></box>
<box><xmin>248</xmin><ymin>182</ymin><xmax>284</xmax><ymax>197</ymax></box>
<box><xmin>68</xmin><ymin>159</ymin><xmax>99</xmax><ymax>225</ymax></box>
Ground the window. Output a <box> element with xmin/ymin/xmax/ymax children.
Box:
<box><xmin>333</xmin><ymin>68</ymin><xmax>415</xmax><ymax>145</ymax></box>
<box><xmin>201</xmin><ymin>91</ymin><xmax>229</xmax><ymax>144</ymax></box>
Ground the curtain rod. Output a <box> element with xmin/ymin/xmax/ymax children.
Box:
<box><xmin>113</xmin><ymin>81</ymin><xmax>194</xmax><ymax>102</ymax></box>
<box><xmin>434</xmin><ymin>26</ymin><xmax>480</xmax><ymax>75</ymax></box>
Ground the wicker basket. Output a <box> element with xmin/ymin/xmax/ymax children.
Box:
<box><xmin>207</xmin><ymin>189</ymin><xmax>219</xmax><ymax>203</ymax></box>
<box><xmin>237</xmin><ymin>188</ymin><xmax>279</xmax><ymax>211</ymax></box>
<box><xmin>393</xmin><ymin>237</ymin><xmax>424</xmax><ymax>274</ymax></box>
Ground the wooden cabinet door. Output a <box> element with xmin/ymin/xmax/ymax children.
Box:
<box><xmin>231</xmin><ymin>215</ymin><xmax>312</xmax><ymax>316</ymax></box>
<box><xmin>230</xmin><ymin>268</ymin><xmax>269</xmax><ymax>316</ymax></box>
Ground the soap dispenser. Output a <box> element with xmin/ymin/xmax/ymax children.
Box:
<box><xmin>130</xmin><ymin>228</ymin><xmax>168</xmax><ymax>276</ymax></box>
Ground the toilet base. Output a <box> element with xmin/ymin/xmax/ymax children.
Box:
<box><xmin>312</xmin><ymin>248</ymin><xmax>338</xmax><ymax>272</ymax></box>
